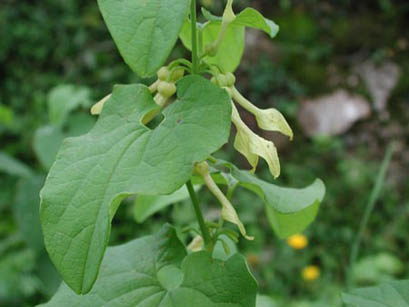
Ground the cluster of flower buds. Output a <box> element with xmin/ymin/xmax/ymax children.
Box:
<box><xmin>91</xmin><ymin>65</ymin><xmax>185</xmax><ymax>115</ymax></box>
<box><xmin>153</xmin><ymin>66</ymin><xmax>184</xmax><ymax>107</ymax></box>
<box><xmin>212</xmin><ymin>72</ymin><xmax>293</xmax><ymax>178</ymax></box>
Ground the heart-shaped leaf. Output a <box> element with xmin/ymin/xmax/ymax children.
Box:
<box><xmin>40</xmin><ymin>225</ymin><xmax>258</xmax><ymax>307</ymax></box>
<box><xmin>211</xmin><ymin>160</ymin><xmax>325</xmax><ymax>238</ymax></box>
<box><xmin>40</xmin><ymin>76</ymin><xmax>231</xmax><ymax>294</ymax></box>
<box><xmin>98</xmin><ymin>0</ymin><xmax>190</xmax><ymax>77</ymax></box>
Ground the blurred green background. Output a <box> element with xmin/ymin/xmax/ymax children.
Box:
<box><xmin>1</xmin><ymin>0</ymin><xmax>408</xmax><ymax>306</ymax></box>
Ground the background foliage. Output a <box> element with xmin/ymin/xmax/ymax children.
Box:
<box><xmin>0</xmin><ymin>0</ymin><xmax>408</xmax><ymax>306</ymax></box>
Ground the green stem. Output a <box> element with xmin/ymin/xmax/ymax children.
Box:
<box><xmin>347</xmin><ymin>143</ymin><xmax>395</xmax><ymax>289</ymax></box>
<box><xmin>186</xmin><ymin>180</ymin><xmax>212</xmax><ymax>250</ymax></box>
<box><xmin>190</xmin><ymin>0</ymin><xmax>199</xmax><ymax>74</ymax></box>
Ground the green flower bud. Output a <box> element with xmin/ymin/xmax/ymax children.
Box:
<box><xmin>158</xmin><ymin>81</ymin><xmax>176</xmax><ymax>98</ymax></box>
<box><xmin>157</xmin><ymin>67</ymin><xmax>169</xmax><ymax>81</ymax></box>
<box><xmin>216</xmin><ymin>74</ymin><xmax>228</xmax><ymax>87</ymax></box>
<box><xmin>225</xmin><ymin>72</ymin><xmax>236</xmax><ymax>87</ymax></box>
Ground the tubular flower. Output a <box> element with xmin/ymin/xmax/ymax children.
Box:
<box><xmin>302</xmin><ymin>265</ymin><xmax>320</xmax><ymax>281</ymax></box>
<box><xmin>231</xmin><ymin>87</ymin><xmax>293</xmax><ymax>140</ymax></box>
<box><xmin>231</xmin><ymin>103</ymin><xmax>280</xmax><ymax>178</ymax></box>
<box><xmin>287</xmin><ymin>234</ymin><xmax>308</xmax><ymax>250</ymax></box>
<box><xmin>91</xmin><ymin>94</ymin><xmax>111</xmax><ymax>115</ymax></box>
<box><xmin>210</xmin><ymin>71</ymin><xmax>292</xmax><ymax>178</ymax></box>
<box><xmin>194</xmin><ymin>161</ymin><xmax>253</xmax><ymax>240</ymax></box>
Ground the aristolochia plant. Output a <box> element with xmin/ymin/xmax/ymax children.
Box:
<box><xmin>39</xmin><ymin>0</ymin><xmax>325</xmax><ymax>306</ymax></box>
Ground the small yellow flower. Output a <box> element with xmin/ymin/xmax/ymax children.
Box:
<box><xmin>287</xmin><ymin>234</ymin><xmax>308</xmax><ymax>250</ymax></box>
<box><xmin>302</xmin><ymin>265</ymin><xmax>320</xmax><ymax>281</ymax></box>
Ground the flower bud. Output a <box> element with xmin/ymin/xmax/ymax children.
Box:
<box><xmin>157</xmin><ymin>67</ymin><xmax>169</xmax><ymax>81</ymax></box>
<box><xmin>157</xmin><ymin>81</ymin><xmax>176</xmax><ymax>98</ymax></box>
<box><xmin>216</xmin><ymin>74</ymin><xmax>228</xmax><ymax>87</ymax></box>
<box><xmin>91</xmin><ymin>94</ymin><xmax>111</xmax><ymax>115</ymax></box>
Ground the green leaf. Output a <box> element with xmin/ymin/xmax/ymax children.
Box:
<box><xmin>134</xmin><ymin>185</ymin><xmax>201</xmax><ymax>223</ymax></box>
<box><xmin>181</xmin><ymin>7</ymin><xmax>278</xmax><ymax>72</ymax></box>
<box><xmin>40</xmin><ymin>225</ymin><xmax>257</xmax><ymax>307</ymax></box>
<box><xmin>47</xmin><ymin>85</ymin><xmax>91</xmax><ymax>127</ymax></box>
<box><xmin>180</xmin><ymin>20</ymin><xmax>245</xmax><ymax>72</ymax></box>
<box><xmin>342</xmin><ymin>280</ymin><xmax>409</xmax><ymax>307</ymax></box>
<box><xmin>13</xmin><ymin>175</ymin><xmax>45</xmax><ymax>253</ymax></box>
<box><xmin>212</xmin><ymin>160</ymin><xmax>325</xmax><ymax>238</ymax></box>
<box><xmin>33</xmin><ymin>126</ymin><xmax>65</xmax><ymax>170</ymax></box>
<box><xmin>0</xmin><ymin>152</ymin><xmax>32</xmax><ymax>178</ymax></box>
<box><xmin>98</xmin><ymin>0</ymin><xmax>190</xmax><ymax>77</ymax></box>
<box><xmin>234</xmin><ymin>8</ymin><xmax>279</xmax><ymax>38</ymax></box>
<box><xmin>40</xmin><ymin>76</ymin><xmax>231</xmax><ymax>294</ymax></box>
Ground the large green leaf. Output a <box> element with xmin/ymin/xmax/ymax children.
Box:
<box><xmin>40</xmin><ymin>75</ymin><xmax>231</xmax><ymax>294</ymax></box>
<box><xmin>342</xmin><ymin>280</ymin><xmax>409</xmax><ymax>307</ymax></box>
<box><xmin>98</xmin><ymin>0</ymin><xmax>190</xmax><ymax>77</ymax></box>
<box><xmin>40</xmin><ymin>225</ymin><xmax>257</xmax><ymax>307</ymax></box>
<box><xmin>212</xmin><ymin>160</ymin><xmax>325</xmax><ymax>238</ymax></box>
<box><xmin>133</xmin><ymin>185</ymin><xmax>201</xmax><ymax>223</ymax></box>
<box><xmin>180</xmin><ymin>20</ymin><xmax>245</xmax><ymax>72</ymax></box>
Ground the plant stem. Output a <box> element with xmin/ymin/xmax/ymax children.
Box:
<box><xmin>347</xmin><ymin>142</ymin><xmax>395</xmax><ymax>289</ymax></box>
<box><xmin>186</xmin><ymin>180</ymin><xmax>212</xmax><ymax>250</ymax></box>
<box><xmin>190</xmin><ymin>0</ymin><xmax>199</xmax><ymax>74</ymax></box>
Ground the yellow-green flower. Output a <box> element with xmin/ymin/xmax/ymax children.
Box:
<box><xmin>194</xmin><ymin>161</ymin><xmax>253</xmax><ymax>240</ymax></box>
<box><xmin>231</xmin><ymin>103</ymin><xmax>280</xmax><ymax>178</ymax></box>
<box><xmin>287</xmin><ymin>234</ymin><xmax>308</xmax><ymax>250</ymax></box>
<box><xmin>302</xmin><ymin>265</ymin><xmax>320</xmax><ymax>281</ymax></box>
<box><xmin>231</xmin><ymin>87</ymin><xmax>293</xmax><ymax>140</ymax></box>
